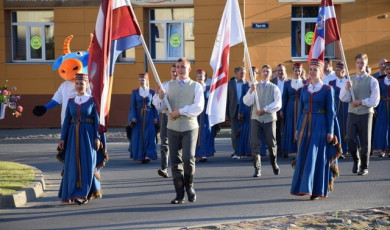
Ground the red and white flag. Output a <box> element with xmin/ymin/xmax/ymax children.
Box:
<box><xmin>206</xmin><ymin>0</ymin><xmax>245</xmax><ymax>127</ymax></box>
<box><xmin>88</xmin><ymin>0</ymin><xmax>142</xmax><ymax>133</ymax></box>
<box><xmin>307</xmin><ymin>0</ymin><xmax>340</xmax><ymax>65</ymax></box>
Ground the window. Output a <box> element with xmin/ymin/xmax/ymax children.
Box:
<box><xmin>11</xmin><ymin>11</ymin><xmax>54</xmax><ymax>62</ymax></box>
<box><xmin>291</xmin><ymin>6</ymin><xmax>335</xmax><ymax>59</ymax></box>
<box><xmin>149</xmin><ymin>8</ymin><xmax>194</xmax><ymax>61</ymax></box>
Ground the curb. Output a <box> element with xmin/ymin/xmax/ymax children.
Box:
<box><xmin>0</xmin><ymin>165</ymin><xmax>46</xmax><ymax>209</ymax></box>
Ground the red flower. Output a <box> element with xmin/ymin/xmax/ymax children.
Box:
<box><xmin>3</xmin><ymin>90</ymin><xmax>9</xmax><ymax>96</ymax></box>
<box><xmin>17</xmin><ymin>106</ymin><xmax>23</xmax><ymax>112</ymax></box>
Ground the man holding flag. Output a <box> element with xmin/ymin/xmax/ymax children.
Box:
<box><xmin>154</xmin><ymin>57</ymin><xmax>204</xmax><ymax>204</ymax></box>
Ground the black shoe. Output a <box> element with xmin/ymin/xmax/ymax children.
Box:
<box><xmin>142</xmin><ymin>158</ymin><xmax>151</xmax><ymax>164</ymax></box>
<box><xmin>339</xmin><ymin>155</ymin><xmax>345</xmax><ymax>159</ymax></box>
<box><xmin>158</xmin><ymin>169</ymin><xmax>169</xmax><ymax>178</ymax></box>
<box><xmin>199</xmin><ymin>157</ymin><xmax>208</xmax><ymax>162</ymax></box>
<box><xmin>310</xmin><ymin>195</ymin><xmax>319</xmax><ymax>200</ymax></box>
<box><xmin>352</xmin><ymin>160</ymin><xmax>360</xmax><ymax>174</ymax></box>
<box><xmin>272</xmin><ymin>164</ymin><xmax>280</xmax><ymax>175</ymax></box>
<box><xmin>171</xmin><ymin>177</ymin><xmax>185</xmax><ymax>204</ymax></box>
<box><xmin>357</xmin><ymin>169</ymin><xmax>368</xmax><ymax>176</ymax></box>
<box><xmin>253</xmin><ymin>169</ymin><xmax>261</xmax><ymax>177</ymax></box>
<box><xmin>75</xmin><ymin>199</ymin><xmax>89</xmax><ymax>205</ymax></box>
<box><xmin>171</xmin><ymin>197</ymin><xmax>185</xmax><ymax>204</ymax></box>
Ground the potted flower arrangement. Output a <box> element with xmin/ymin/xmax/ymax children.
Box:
<box><xmin>0</xmin><ymin>80</ymin><xmax>23</xmax><ymax>119</ymax></box>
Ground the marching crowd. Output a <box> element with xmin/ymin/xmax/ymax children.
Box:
<box><xmin>56</xmin><ymin>53</ymin><xmax>387</xmax><ymax>205</ymax></box>
<box><xmin>125</xmin><ymin>53</ymin><xmax>388</xmax><ymax>203</ymax></box>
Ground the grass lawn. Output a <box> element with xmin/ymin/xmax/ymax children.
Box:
<box><xmin>0</xmin><ymin>161</ymin><xmax>35</xmax><ymax>195</ymax></box>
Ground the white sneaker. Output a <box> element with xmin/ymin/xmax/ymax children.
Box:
<box><xmin>232</xmin><ymin>155</ymin><xmax>240</xmax><ymax>159</ymax></box>
<box><xmin>379</xmin><ymin>152</ymin><xmax>386</xmax><ymax>157</ymax></box>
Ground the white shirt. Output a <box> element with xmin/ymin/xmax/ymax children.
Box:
<box><xmin>74</xmin><ymin>94</ymin><xmax>91</xmax><ymax>105</ymax></box>
<box><xmin>339</xmin><ymin>73</ymin><xmax>380</xmax><ymax>108</ymax></box>
<box><xmin>277</xmin><ymin>78</ymin><xmax>286</xmax><ymax>95</ymax></box>
<box><xmin>152</xmin><ymin>78</ymin><xmax>204</xmax><ymax>118</ymax></box>
<box><xmin>323</xmin><ymin>71</ymin><xmax>337</xmax><ymax>85</ymax></box>
<box><xmin>139</xmin><ymin>87</ymin><xmax>150</xmax><ymax>98</ymax></box>
<box><xmin>307</xmin><ymin>81</ymin><xmax>324</xmax><ymax>93</ymax></box>
<box><xmin>291</xmin><ymin>78</ymin><xmax>303</xmax><ymax>90</ymax></box>
<box><xmin>384</xmin><ymin>77</ymin><xmax>390</xmax><ymax>86</ymax></box>
<box><xmin>243</xmin><ymin>80</ymin><xmax>282</xmax><ymax>113</ymax></box>
<box><xmin>334</xmin><ymin>77</ymin><xmax>347</xmax><ymax>89</ymax></box>
<box><xmin>52</xmin><ymin>81</ymin><xmax>92</xmax><ymax>124</ymax></box>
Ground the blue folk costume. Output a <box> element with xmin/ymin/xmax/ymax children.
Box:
<box><xmin>372</xmin><ymin>78</ymin><xmax>390</xmax><ymax>152</ymax></box>
<box><xmin>291</xmin><ymin>84</ymin><xmax>341</xmax><ymax>198</ymax></box>
<box><xmin>329</xmin><ymin>78</ymin><xmax>349</xmax><ymax>154</ymax></box>
<box><xmin>195</xmin><ymin>85</ymin><xmax>216</xmax><ymax>158</ymax></box>
<box><xmin>58</xmin><ymin>96</ymin><xmax>106</xmax><ymax>203</ymax></box>
<box><xmin>128</xmin><ymin>88</ymin><xmax>159</xmax><ymax>161</ymax></box>
<box><xmin>281</xmin><ymin>79</ymin><xmax>306</xmax><ymax>155</ymax></box>
<box><xmin>237</xmin><ymin>82</ymin><xmax>266</xmax><ymax>157</ymax></box>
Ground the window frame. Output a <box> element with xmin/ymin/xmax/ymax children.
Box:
<box><xmin>291</xmin><ymin>6</ymin><xmax>336</xmax><ymax>61</ymax></box>
<box><xmin>149</xmin><ymin>8</ymin><xmax>194</xmax><ymax>62</ymax></box>
<box><xmin>11</xmin><ymin>11</ymin><xmax>54</xmax><ymax>63</ymax></box>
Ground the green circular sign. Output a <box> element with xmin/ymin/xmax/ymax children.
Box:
<box><xmin>169</xmin><ymin>34</ymin><xmax>181</xmax><ymax>48</ymax></box>
<box><xmin>30</xmin><ymin>36</ymin><xmax>42</xmax><ymax>50</ymax></box>
<box><xmin>305</xmin><ymin>32</ymin><xmax>314</xmax><ymax>45</ymax></box>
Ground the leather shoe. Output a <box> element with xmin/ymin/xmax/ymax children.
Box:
<box><xmin>357</xmin><ymin>169</ymin><xmax>368</xmax><ymax>176</ymax></box>
<box><xmin>352</xmin><ymin>160</ymin><xmax>360</xmax><ymax>174</ymax></box>
<box><xmin>272</xmin><ymin>164</ymin><xmax>280</xmax><ymax>175</ymax></box>
<box><xmin>158</xmin><ymin>169</ymin><xmax>169</xmax><ymax>178</ymax></box>
<box><xmin>253</xmin><ymin>169</ymin><xmax>261</xmax><ymax>177</ymax></box>
<box><xmin>310</xmin><ymin>195</ymin><xmax>319</xmax><ymax>200</ymax></box>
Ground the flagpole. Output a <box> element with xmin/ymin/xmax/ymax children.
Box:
<box><xmin>243</xmin><ymin>43</ymin><xmax>260</xmax><ymax>111</ymax></box>
<box><xmin>128</xmin><ymin>2</ymin><xmax>172</xmax><ymax>113</ymax></box>
<box><xmin>139</xmin><ymin>34</ymin><xmax>172</xmax><ymax>113</ymax></box>
<box><xmin>338</xmin><ymin>39</ymin><xmax>356</xmax><ymax>101</ymax></box>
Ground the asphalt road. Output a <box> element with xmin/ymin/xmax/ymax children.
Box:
<box><xmin>0</xmin><ymin>129</ymin><xmax>389</xmax><ymax>230</ymax></box>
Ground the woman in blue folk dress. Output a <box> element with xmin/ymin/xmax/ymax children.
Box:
<box><xmin>128</xmin><ymin>73</ymin><xmax>159</xmax><ymax>163</ymax></box>
<box><xmin>58</xmin><ymin>73</ymin><xmax>104</xmax><ymax>205</ymax></box>
<box><xmin>195</xmin><ymin>70</ymin><xmax>216</xmax><ymax>162</ymax></box>
<box><xmin>291</xmin><ymin>59</ymin><xmax>339</xmax><ymax>200</ymax></box>
<box><xmin>328</xmin><ymin>62</ymin><xmax>349</xmax><ymax>158</ymax></box>
<box><xmin>372</xmin><ymin>62</ymin><xmax>390</xmax><ymax>156</ymax></box>
<box><xmin>281</xmin><ymin>63</ymin><xmax>306</xmax><ymax>158</ymax></box>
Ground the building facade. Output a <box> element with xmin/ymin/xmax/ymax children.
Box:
<box><xmin>0</xmin><ymin>0</ymin><xmax>389</xmax><ymax>128</ymax></box>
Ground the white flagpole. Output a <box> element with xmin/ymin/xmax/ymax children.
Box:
<box><xmin>236</xmin><ymin>0</ymin><xmax>260</xmax><ymax>110</ymax></box>
<box><xmin>128</xmin><ymin>3</ymin><xmax>172</xmax><ymax>113</ymax></box>
<box><xmin>338</xmin><ymin>39</ymin><xmax>355</xmax><ymax>101</ymax></box>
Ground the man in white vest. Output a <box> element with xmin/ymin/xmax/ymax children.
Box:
<box><xmin>244</xmin><ymin>64</ymin><xmax>282</xmax><ymax>177</ymax></box>
<box><xmin>340</xmin><ymin>53</ymin><xmax>380</xmax><ymax>176</ymax></box>
<box><xmin>153</xmin><ymin>57</ymin><xmax>204</xmax><ymax>204</ymax></box>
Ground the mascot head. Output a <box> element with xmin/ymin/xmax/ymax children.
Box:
<box><xmin>52</xmin><ymin>35</ymin><xmax>92</xmax><ymax>81</ymax></box>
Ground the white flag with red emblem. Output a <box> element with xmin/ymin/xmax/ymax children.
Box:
<box><xmin>206</xmin><ymin>0</ymin><xmax>245</xmax><ymax>127</ymax></box>
<box><xmin>307</xmin><ymin>0</ymin><xmax>340</xmax><ymax>65</ymax></box>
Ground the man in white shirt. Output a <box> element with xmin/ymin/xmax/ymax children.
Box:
<box><xmin>323</xmin><ymin>57</ymin><xmax>337</xmax><ymax>85</ymax></box>
<box><xmin>156</xmin><ymin>64</ymin><xmax>177</xmax><ymax>178</ymax></box>
<box><xmin>244</xmin><ymin>64</ymin><xmax>282</xmax><ymax>177</ymax></box>
<box><xmin>372</xmin><ymin>58</ymin><xmax>387</xmax><ymax>79</ymax></box>
<box><xmin>153</xmin><ymin>57</ymin><xmax>204</xmax><ymax>204</ymax></box>
<box><xmin>271</xmin><ymin>64</ymin><xmax>289</xmax><ymax>158</ymax></box>
<box><xmin>340</xmin><ymin>53</ymin><xmax>380</xmax><ymax>176</ymax></box>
